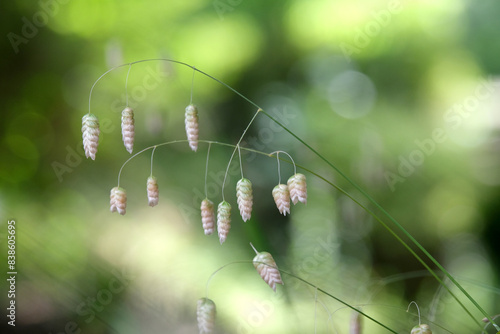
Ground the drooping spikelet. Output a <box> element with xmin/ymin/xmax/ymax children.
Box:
<box><xmin>110</xmin><ymin>186</ymin><xmax>127</xmax><ymax>215</ymax></box>
<box><xmin>251</xmin><ymin>244</ymin><xmax>283</xmax><ymax>292</ymax></box>
<box><xmin>350</xmin><ymin>309</ymin><xmax>362</xmax><ymax>334</ymax></box>
<box><xmin>201</xmin><ymin>199</ymin><xmax>215</xmax><ymax>235</ymax></box>
<box><xmin>185</xmin><ymin>104</ymin><xmax>199</xmax><ymax>152</ymax></box>
<box><xmin>217</xmin><ymin>201</ymin><xmax>231</xmax><ymax>244</ymax></box>
<box><xmin>82</xmin><ymin>113</ymin><xmax>100</xmax><ymax>160</ymax></box>
<box><xmin>236</xmin><ymin>178</ymin><xmax>253</xmax><ymax>222</ymax></box>
<box><xmin>272</xmin><ymin>184</ymin><xmax>290</xmax><ymax>216</ymax></box>
<box><xmin>411</xmin><ymin>324</ymin><xmax>432</xmax><ymax>334</ymax></box>
<box><xmin>147</xmin><ymin>176</ymin><xmax>159</xmax><ymax>207</ymax></box>
<box><xmin>121</xmin><ymin>107</ymin><xmax>135</xmax><ymax>154</ymax></box>
<box><xmin>197</xmin><ymin>298</ymin><xmax>216</xmax><ymax>334</ymax></box>
<box><xmin>287</xmin><ymin>173</ymin><xmax>307</xmax><ymax>205</ymax></box>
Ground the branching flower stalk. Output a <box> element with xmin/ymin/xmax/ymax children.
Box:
<box><xmin>202</xmin><ymin>258</ymin><xmax>398</xmax><ymax>333</ymax></box>
<box><xmin>86</xmin><ymin>59</ymin><xmax>499</xmax><ymax>330</ymax></box>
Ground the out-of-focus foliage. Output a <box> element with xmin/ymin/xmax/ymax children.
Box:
<box><xmin>1</xmin><ymin>0</ymin><xmax>499</xmax><ymax>333</ymax></box>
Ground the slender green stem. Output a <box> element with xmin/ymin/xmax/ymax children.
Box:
<box><xmin>204</xmin><ymin>260</ymin><xmax>249</xmax><ymax>298</ymax></box>
<box><xmin>150</xmin><ymin>146</ymin><xmax>156</xmax><ymax>177</ymax></box>
<box><xmin>257</xmin><ymin>109</ymin><xmax>496</xmax><ymax>330</ymax></box>
<box><xmin>314</xmin><ymin>287</ymin><xmax>318</xmax><ymax>334</ymax></box>
<box><xmin>203</xmin><ymin>258</ymin><xmax>397</xmax><ymax>333</ymax></box>
<box><xmin>125</xmin><ymin>64</ymin><xmax>132</xmax><ymax>107</ymax></box>
<box><xmin>275</xmin><ymin>151</ymin><xmax>281</xmax><ymax>184</ymax></box>
<box><xmin>190</xmin><ymin>66</ymin><xmax>195</xmax><ymax>105</ymax></box>
<box><xmin>292</xmin><ymin>162</ymin><xmax>482</xmax><ymax>328</ymax></box>
<box><xmin>271</xmin><ymin>151</ymin><xmax>297</xmax><ymax>174</ymax></box>
<box><xmin>238</xmin><ymin>145</ymin><xmax>244</xmax><ymax>179</ymax></box>
<box><xmin>221</xmin><ymin>109</ymin><xmax>261</xmax><ymax>200</ymax></box>
<box><xmin>407</xmin><ymin>301</ymin><xmax>422</xmax><ymax>326</ymax></box>
<box><xmin>275</xmin><ymin>267</ymin><xmax>398</xmax><ymax>333</ymax></box>
<box><xmin>204</xmin><ymin>143</ymin><xmax>211</xmax><ymax>198</ymax></box>
<box><xmin>88</xmin><ymin>58</ymin><xmax>261</xmax><ymax>117</ymax></box>
<box><xmin>116</xmin><ymin>139</ymin><xmax>273</xmax><ymax>189</ymax></box>
<box><xmin>95</xmin><ymin>58</ymin><xmax>498</xmax><ymax>330</ymax></box>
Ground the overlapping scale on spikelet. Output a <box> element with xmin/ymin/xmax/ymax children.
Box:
<box><xmin>147</xmin><ymin>176</ymin><xmax>159</xmax><ymax>207</ymax></box>
<box><xmin>121</xmin><ymin>107</ymin><xmax>135</xmax><ymax>154</ymax></box>
<box><xmin>253</xmin><ymin>251</ymin><xmax>283</xmax><ymax>292</ymax></box>
<box><xmin>110</xmin><ymin>186</ymin><xmax>127</xmax><ymax>215</ymax></box>
<box><xmin>272</xmin><ymin>184</ymin><xmax>290</xmax><ymax>216</ymax></box>
<box><xmin>82</xmin><ymin>113</ymin><xmax>100</xmax><ymax>160</ymax></box>
<box><xmin>197</xmin><ymin>298</ymin><xmax>216</xmax><ymax>334</ymax></box>
<box><xmin>217</xmin><ymin>201</ymin><xmax>231</xmax><ymax>244</ymax></box>
<box><xmin>287</xmin><ymin>173</ymin><xmax>307</xmax><ymax>205</ymax></box>
<box><xmin>201</xmin><ymin>199</ymin><xmax>215</xmax><ymax>235</ymax></box>
<box><xmin>185</xmin><ymin>104</ymin><xmax>199</xmax><ymax>152</ymax></box>
<box><xmin>350</xmin><ymin>309</ymin><xmax>362</xmax><ymax>334</ymax></box>
<box><xmin>411</xmin><ymin>324</ymin><xmax>432</xmax><ymax>334</ymax></box>
<box><xmin>236</xmin><ymin>178</ymin><xmax>253</xmax><ymax>222</ymax></box>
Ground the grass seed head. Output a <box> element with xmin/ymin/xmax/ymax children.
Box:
<box><xmin>197</xmin><ymin>298</ymin><xmax>216</xmax><ymax>334</ymax></box>
<box><xmin>82</xmin><ymin>113</ymin><xmax>100</xmax><ymax>160</ymax></box>
<box><xmin>201</xmin><ymin>199</ymin><xmax>216</xmax><ymax>235</ymax></box>
<box><xmin>236</xmin><ymin>178</ymin><xmax>253</xmax><ymax>222</ymax></box>
<box><xmin>411</xmin><ymin>324</ymin><xmax>432</xmax><ymax>334</ymax></box>
<box><xmin>287</xmin><ymin>173</ymin><xmax>307</xmax><ymax>205</ymax></box>
<box><xmin>272</xmin><ymin>184</ymin><xmax>290</xmax><ymax>216</ymax></box>
<box><xmin>147</xmin><ymin>176</ymin><xmax>159</xmax><ymax>207</ymax></box>
<box><xmin>350</xmin><ymin>309</ymin><xmax>362</xmax><ymax>334</ymax></box>
<box><xmin>217</xmin><ymin>201</ymin><xmax>231</xmax><ymax>244</ymax></box>
<box><xmin>252</xmin><ymin>250</ymin><xmax>283</xmax><ymax>292</ymax></box>
<box><xmin>110</xmin><ymin>186</ymin><xmax>127</xmax><ymax>215</ymax></box>
<box><xmin>185</xmin><ymin>104</ymin><xmax>199</xmax><ymax>152</ymax></box>
<box><xmin>121</xmin><ymin>107</ymin><xmax>135</xmax><ymax>154</ymax></box>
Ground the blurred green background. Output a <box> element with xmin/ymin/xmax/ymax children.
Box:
<box><xmin>1</xmin><ymin>0</ymin><xmax>499</xmax><ymax>333</ymax></box>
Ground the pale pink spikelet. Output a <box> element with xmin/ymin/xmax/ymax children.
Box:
<box><xmin>236</xmin><ymin>178</ymin><xmax>253</xmax><ymax>222</ymax></box>
<box><xmin>217</xmin><ymin>201</ymin><xmax>231</xmax><ymax>244</ymax></box>
<box><xmin>201</xmin><ymin>199</ymin><xmax>215</xmax><ymax>235</ymax></box>
<box><xmin>82</xmin><ymin>113</ymin><xmax>100</xmax><ymax>160</ymax></box>
<box><xmin>350</xmin><ymin>309</ymin><xmax>362</xmax><ymax>334</ymax></box>
<box><xmin>185</xmin><ymin>104</ymin><xmax>199</xmax><ymax>152</ymax></box>
<box><xmin>411</xmin><ymin>324</ymin><xmax>432</xmax><ymax>334</ymax></box>
<box><xmin>121</xmin><ymin>107</ymin><xmax>135</xmax><ymax>154</ymax></box>
<box><xmin>272</xmin><ymin>184</ymin><xmax>290</xmax><ymax>216</ymax></box>
<box><xmin>287</xmin><ymin>173</ymin><xmax>307</xmax><ymax>205</ymax></box>
<box><xmin>251</xmin><ymin>244</ymin><xmax>283</xmax><ymax>292</ymax></box>
<box><xmin>110</xmin><ymin>186</ymin><xmax>127</xmax><ymax>215</ymax></box>
<box><xmin>197</xmin><ymin>298</ymin><xmax>216</xmax><ymax>334</ymax></box>
<box><xmin>147</xmin><ymin>176</ymin><xmax>159</xmax><ymax>207</ymax></box>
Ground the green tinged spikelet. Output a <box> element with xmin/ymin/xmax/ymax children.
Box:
<box><xmin>287</xmin><ymin>173</ymin><xmax>307</xmax><ymax>205</ymax></box>
<box><xmin>121</xmin><ymin>107</ymin><xmax>135</xmax><ymax>154</ymax></box>
<box><xmin>201</xmin><ymin>199</ymin><xmax>215</xmax><ymax>235</ymax></box>
<box><xmin>236</xmin><ymin>178</ymin><xmax>253</xmax><ymax>222</ymax></box>
<box><xmin>185</xmin><ymin>104</ymin><xmax>199</xmax><ymax>152</ymax></box>
<box><xmin>252</xmin><ymin>246</ymin><xmax>283</xmax><ymax>292</ymax></box>
<box><xmin>411</xmin><ymin>324</ymin><xmax>432</xmax><ymax>334</ymax></box>
<box><xmin>82</xmin><ymin>113</ymin><xmax>100</xmax><ymax>160</ymax></box>
<box><xmin>110</xmin><ymin>186</ymin><xmax>127</xmax><ymax>215</ymax></box>
<box><xmin>197</xmin><ymin>298</ymin><xmax>216</xmax><ymax>334</ymax></box>
<box><xmin>272</xmin><ymin>184</ymin><xmax>290</xmax><ymax>216</ymax></box>
<box><xmin>147</xmin><ymin>176</ymin><xmax>159</xmax><ymax>207</ymax></box>
<box><xmin>217</xmin><ymin>201</ymin><xmax>231</xmax><ymax>244</ymax></box>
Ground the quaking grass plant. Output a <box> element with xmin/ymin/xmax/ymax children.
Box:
<box><xmin>83</xmin><ymin>59</ymin><xmax>500</xmax><ymax>333</ymax></box>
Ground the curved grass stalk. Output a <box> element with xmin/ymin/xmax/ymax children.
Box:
<box><xmin>116</xmin><ymin>139</ymin><xmax>494</xmax><ymax>332</ymax></box>
<box><xmin>94</xmin><ymin>59</ymin><xmax>498</xmax><ymax>330</ymax></box>
<box><xmin>259</xmin><ymin>109</ymin><xmax>495</xmax><ymax>330</ymax></box>
<box><xmin>204</xmin><ymin>260</ymin><xmax>398</xmax><ymax>333</ymax></box>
